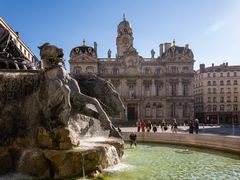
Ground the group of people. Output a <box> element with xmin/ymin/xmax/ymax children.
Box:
<box><xmin>136</xmin><ymin>120</ymin><xmax>159</xmax><ymax>133</ymax></box>
<box><xmin>135</xmin><ymin>118</ymin><xmax>200</xmax><ymax>134</ymax></box>
<box><xmin>130</xmin><ymin>118</ymin><xmax>200</xmax><ymax>148</ymax></box>
<box><xmin>188</xmin><ymin>119</ymin><xmax>199</xmax><ymax>134</ymax></box>
<box><xmin>136</xmin><ymin>119</ymin><xmax>178</xmax><ymax>133</ymax></box>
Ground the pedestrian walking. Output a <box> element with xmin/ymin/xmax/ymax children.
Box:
<box><xmin>194</xmin><ymin>118</ymin><xmax>199</xmax><ymax>134</ymax></box>
<box><xmin>152</xmin><ymin>122</ymin><xmax>157</xmax><ymax>133</ymax></box>
<box><xmin>171</xmin><ymin>119</ymin><xmax>178</xmax><ymax>133</ymax></box>
<box><xmin>161</xmin><ymin>119</ymin><xmax>166</xmax><ymax>132</ymax></box>
<box><xmin>189</xmin><ymin>120</ymin><xmax>194</xmax><ymax>134</ymax></box>
<box><xmin>146</xmin><ymin>120</ymin><xmax>152</xmax><ymax>132</ymax></box>
<box><xmin>136</xmin><ymin>119</ymin><xmax>141</xmax><ymax>132</ymax></box>
<box><xmin>140</xmin><ymin>120</ymin><xmax>145</xmax><ymax>132</ymax></box>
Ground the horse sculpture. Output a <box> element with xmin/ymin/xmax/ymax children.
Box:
<box><xmin>77</xmin><ymin>74</ymin><xmax>125</xmax><ymax>118</ymax></box>
<box><xmin>38</xmin><ymin>43</ymin><xmax>121</xmax><ymax>137</ymax></box>
<box><xmin>0</xmin><ymin>43</ymin><xmax>121</xmax><ymax>146</ymax></box>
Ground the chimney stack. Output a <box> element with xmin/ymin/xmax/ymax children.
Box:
<box><xmin>159</xmin><ymin>44</ymin><xmax>163</xmax><ymax>56</ymax></box>
<box><xmin>212</xmin><ymin>63</ymin><xmax>214</xmax><ymax>67</ymax></box>
<box><xmin>200</xmin><ymin>64</ymin><xmax>205</xmax><ymax>73</ymax></box>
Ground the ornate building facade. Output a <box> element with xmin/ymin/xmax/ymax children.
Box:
<box><xmin>69</xmin><ymin>16</ymin><xmax>195</xmax><ymax>124</ymax></box>
<box><xmin>195</xmin><ymin>63</ymin><xmax>240</xmax><ymax>124</ymax></box>
<box><xmin>0</xmin><ymin>17</ymin><xmax>39</xmax><ymax>69</ymax></box>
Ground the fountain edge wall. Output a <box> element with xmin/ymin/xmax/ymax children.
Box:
<box><xmin>122</xmin><ymin>132</ymin><xmax>240</xmax><ymax>154</ymax></box>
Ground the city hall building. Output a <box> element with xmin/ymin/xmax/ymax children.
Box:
<box><xmin>69</xmin><ymin>16</ymin><xmax>195</xmax><ymax>124</ymax></box>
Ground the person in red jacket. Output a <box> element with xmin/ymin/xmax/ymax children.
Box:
<box><xmin>140</xmin><ymin>120</ymin><xmax>145</xmax><ymax>132</ymax></box>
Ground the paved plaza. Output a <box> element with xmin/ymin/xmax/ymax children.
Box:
<box><xmin>120</xmin><ymin>125</ymin><xmax>240</xmax><ymax>136</ymax></box>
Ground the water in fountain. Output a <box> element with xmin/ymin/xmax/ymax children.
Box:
<box><xmin>105</xmin><ymin>145</ymin><xmax>120</xmax><ymax>166</ymax></box>
<box><xmin>17</xmin><ymin>149</ymin><xmax>32</xmax><ymax>170</ymax></box>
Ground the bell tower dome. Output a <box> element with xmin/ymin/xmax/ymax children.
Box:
<box><xmin>116</xmin><ymin>14</ymin><xmax>134</xmax><ymax>57</ymax></box>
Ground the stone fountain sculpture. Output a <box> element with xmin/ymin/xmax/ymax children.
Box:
<box><xmin>0</xmin><ymin>42</ymin><xmax>124</xmax><ymax>178</ymax></box>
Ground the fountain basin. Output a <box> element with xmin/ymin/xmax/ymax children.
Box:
<box><xmin>102</xmin><ymin>143</ymin><xmax>240</xmax><ymax>179</ymax></box>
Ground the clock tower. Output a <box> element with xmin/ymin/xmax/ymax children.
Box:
<box><xmin>116</xmin><ymin>14</ymin><xmax>134</xmax><ymax>57</ymax></box>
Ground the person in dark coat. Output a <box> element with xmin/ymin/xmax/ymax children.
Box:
<box><xmin>152</xmin><ymin>122</ymin><xmax>157</xmax><ymax>133</ymax></box>
<box><xmin>146</xmin><ymin>120</ymin><xmax>152</xmax><ymax>132</ymax></box>
<box><xmin>189</xmin><ymin>120</ymin><xmax>194</xmax><ymax>134</ymax></box>
<box><xmin>129</xmin><ymin>132</ymin><xmax>137</xmax><ymax>148</ymax></box>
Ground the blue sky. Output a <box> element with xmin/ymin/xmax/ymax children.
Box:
<box><xmin>1</xmin><ymin>0</ymin><xmax>240</xmax><ymax>70</ymax></box>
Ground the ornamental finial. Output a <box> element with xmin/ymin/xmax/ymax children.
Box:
<box><xmin>83</xmin><ymin>39</ymin><xmax>86</xmax><ymax>46</ymax></box>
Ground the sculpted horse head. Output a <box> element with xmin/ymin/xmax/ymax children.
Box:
<box><xmin>77</xmin><ymin>74</ymin><xmax>125</xmax><ymax>117</ymax></box>
<box><xmin>38</xmin><ymin>43</ymin><xmax>65</xmax><ymax>70</ymax></box>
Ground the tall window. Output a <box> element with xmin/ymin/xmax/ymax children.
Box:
<box><xmin>208</xmin><ymin>88</ymin><xmax>211</xmax><ymax>94</ymax></box>
<box><xmin>183</xmin><ymin>84</ymin><xmax>188</xmax><ymax>96</ymax></box>
<box><xmin>171</xmin><ymin>103</ymin><xmax>176</xmax><ymax>117</ymax></box>
<box><xmin>234</xmin><ymin>104</ymin><xmax>238</xmax><ymax>111</ymax></box>
<box><xmin>144</xmin><ymin>68</ymin><xmax>151</xmax><ymax>75</ymax></box>
<box><xmin>213</xmin><ymin>105</ymin><xmax>217</xmax><ymax>112</ymax></box>
<box><xmin>234</xmin><ymin>80</ymin><xmax>238</xmax><ymax>85</ymax></box>
<box><xmin>220</xmin><ymin>97</ymin><xmax>224</xmax><ymax>103</ymax></box>
<box><xmin>172</xmin><ymin>84</ymin><xmax>177</xmax><ymax>96</ymax></box>
<box><xmin>213</xmin><ymin>97</ymin><xmax>217</xmax><ymax>102</ymax></box>
<box><xmin>220</xmin><ymin>105</ymin><xmax>225</xmax><ymax>111</ymax></box>
<box><xmin>227</xmin><ymin>80</ymin><xmax>231</xmax><ymax>85</ymax></box>
<box><xmin>112</xmin><ymin>68</ymin><xmax>119</xmax><ymax>75</ymax></box>
<box><xmin>227</xmin><ymin>104</ymin><xmax>231</xmax><ymax>111</ymax></box>
<box><xmin>220</xmin><ymin>80</ymin><xmax>224</xmax><ymax>86</ymax></box>
<box><xmin>129</xmin><ymin>85</ymin><xmax>136</xmax><ymax>98</ymax></box>
<box><xmin>156</xmin><ymin>85</ymin><xmax>161</xmax><ymax>96</ymax></box>
<box><xmin>207</xmin><ymin>81</ymin><xmax>211</xmax><ymax>86</ymax></box>
<box><xmin>207</xmin><ymin>105</ymin><xmax>212</xmax><ymax>112</ymax></box>
<box><xmin>144</xmin><ymin>85</ymin><xmax>151</xmax><ymax>96</ymax></box>
<box><xmin>156</xmin><ymin>104</ymin><xmax>163</xmax><ymax>117</ymax></box>
<box><xmin>213</xmin><ymin>88</ymin><xmax>216</xmax><ymax>94</ymax></box>
<box><xmin>183</xmin><ymin>103</ymin><xmax>188</xmax><ymax>117</ymax></box>
<box><xmin>155</xmin><ymin>68</ymin><xmax>161</xmax><ymax>75</ymax></box>
<box><xmin>145</xmin><ymin>104</ymin><xmax>151</xmax><ymax>117</ymax></box>
<box><xmin>220</xmin><ymin>88</ymin><xmax>224</xmax><ymax>93</ymax></box>
<box><xmin>171</xmin><ymin>66</ymin><xmax>178</xmax><ymax>73</ymax></box>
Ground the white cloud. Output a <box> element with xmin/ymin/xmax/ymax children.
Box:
<box><xmin>206</xmin><ymin>19</ymin><xmax>227</xmax><ymax>33</ymax></box>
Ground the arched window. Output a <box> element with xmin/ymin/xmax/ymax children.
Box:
<box><xmin>144</xmin><ymin>68</ymin><xmax>151</xmax><ymax>75</ymax></box>
<box><xmin>207</xmin><ymin>105</ymin><xmax>212</xmax><ymax>112</ymax></box>
<box><xmin>171</xmin><ymin>66</ymin><xmax>178</xmax><ymax>73</ymax></box>
<box><xmin>171</xmin><ymin>84</ymin><xmax>177</xmax><ymax>96</ymax></box>
<box><xmin>144</xmin><ymin>85</ymin><xmax>150</xmax><ymax>96</ymax></box>
<box><xmin>74</xmin><ymin>66</ymin><xmax>82</xmax><ymax>77</ymax></box>
<box><xmin>156</xmin><ymin>104</ymin><xmax>163</xmax><ymax>117</ymax></box>
<box><xmin>213</xmin><ymin>105</ymin><xmax>217</xmax><ymax>112</ymax></box>
<box><xmin>112</xmin><ymin>68</ymin><xmax>119</xmax><ymax>75</ymax></box>
<box><xmin>145</xmin><ymin>103</ymin><xmax>152</xmax><ymax>117</ymax></box>
<box><xmin>101</xmin><ymin>68</ymin><xmax>108</xmax><ymax>74</ymax></box>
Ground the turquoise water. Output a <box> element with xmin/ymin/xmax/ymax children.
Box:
<box><xmin>102</xmin><ymin>143</ymin><xmax>240</xmax><ymax>180</ymax></box>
